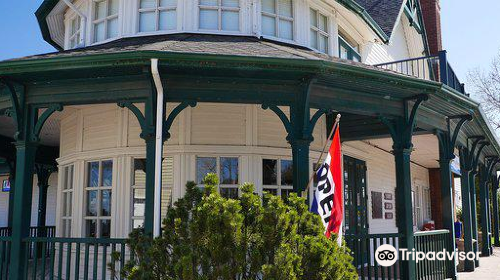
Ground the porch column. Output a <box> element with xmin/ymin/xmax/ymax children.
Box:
<box><xmin>469</xmin><ymin>169</ymin><xmax>480</xmax><ymax>266</ymax></box>
<box><xmin>381</xmin><ymin>94</ymin><xmax>428</xmax><ymax>280</ymax></box>
<box><xmin>479</xmin><ymin>165</ymin><xmax>491</xmax><ymax>256</ymax></box>
<box><xmin>458</xmin><ymin>148</ymin><xmax>474</xmax><ymax>271</ymax></box>
<box><xmin>35</xmin><ymin>164</ymin><xmax>54</xmax><ymax>230</ymax></box>
<box><xmin>492</xmin><ymin>175</ymin><xmax>500</xmax><ymax>247</ymax></box>
<box><xmin>6</xmin><ymin>160</ymin><xmax>15</xmax><ymax>228</ymax></box>
<box><xmin>435</xmin><ymin>116</ymin><xmax>470</xmax><ymax>280</ymax></box>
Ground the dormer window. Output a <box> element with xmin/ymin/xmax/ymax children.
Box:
<box><xmin>339</xmin><ymin>30</ymin><xmax>361</xmax><ymax>62</ymax></box>
<box><xmin>309</xmin><ymin>9</ymin><xmax>328</xmax><ymax>54</ymax></box>
<box><xmin>69</xmin><ymin>15</ymin><xmax>82</xmax><ymax>49</ymax></box>
<box><xmin>261</xmin><ymin>0</ymin><xmax>293</xmax><ymax>40</ymax></box>
<box><xmin>199</xmin><ymin>0</ymin><xmax>240</xmax><ymax>31</ymax></box>
<box><xmin>138</xmin><ymin>0</ymin><xmax>177</xmax><ymax>32</ymax></box>
<box><xmin>93</xmin><ymin>0</ymin><xmax>119</xmax><ymax>42</ymax></box>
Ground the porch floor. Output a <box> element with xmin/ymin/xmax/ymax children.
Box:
<box><xmin>458</xmin><ymin>247</ymin><xmax>500</xmax><ymax>279</ymax></box>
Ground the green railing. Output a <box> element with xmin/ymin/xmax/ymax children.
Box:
<box><xmin>0</xmin><ymin>237</ymin><xmax>11</xmax><ymax>279</ymax></box>
<box><xmin>0</xmin><ymin>226</ymin><xmax>56</xmax><ymax>238</ymax></box>
<box><xmin>345</xmin><ymin>233</ymin><xmax>402</xmax><ymax>279</ymax></box>
<box><xmin>414</xmin><ymin>230</ymin><xmax>451</xmax><ymax>280</ymax></box>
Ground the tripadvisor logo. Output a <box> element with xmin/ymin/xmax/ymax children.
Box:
<box><xmin>374</xmin><ymin>244</ymin><xmax>479</xmax><ymax>267</ymax></box>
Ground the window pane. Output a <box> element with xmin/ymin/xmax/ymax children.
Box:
<box><xmin>160</xmin><ymin>0</ymin><xmax>177</xmax><ymax>7</ymax></box>
<box><xmin>88</xmin><ymin>162</ymin><xmax>99</xmax><ymax>187</ymax></box>
<box><xmin>220</xmin><ymin>187</ymin><xmax>238</xmax><ymax>199</ymax></box>
<box><xmin>261</xmin><ymin>15</ymin><xmax>276</xmax><ymax>36</ymax></box>
<box><xmin>196</xmin><ymin>157</ymin><xmax>217</xmax><ymax>183</ymax></box>
<box><xmin>280</xmin><ymin>160</ymin><xmax>293</xmax><ymax>186</ymax></box>
<box><xmin>102</xmin><ymin>160</ymin><xmax>113</xmax><ymax>186</ymax></box>
<box><xmin>107</xmin><ymin>17</ymin><xmax>119</xmax><ymax>39</ymax></box>
<box><xmin>94</xmin><ymin>22</ymin><xmax>106</xmax><ymax>42</ymax></box>
<box><xmin>86</xmin><ymin>220</ymin><xmax>97</xmax><ymax>237</ymax></box>
<box><xmin>108</xmin><ymin>0</ymin><xmax>119</xmax><ymax>15</ymax></box>
<box><xmin>278</xmin><ymin>0</ymin><xmax>292</xmax><ymax>17</ymax></box>
<box><xmin>309</xmin><ymin>9</ymin><xmax>317</xmax><ymax>27</ymax></box>
<box><xmin>261</xmin><ymin>0</ymin><xmax>275</xmax><ymax>14</ymax></box>
<box><xmin>199</xmin><ymin>9</ymin><xmax>218</xmax><ymax>29</ymax></box>
<box><xmin>220</xmin><ymin>157</ymin><xmax>238</xmax><ymax>184</ymax></box>
<box><xmin>101</xmin><ymin>190</ymin><xmax>112</xmax><ymax>216</ymax></box>
<box><xmin>319</xmin><ymin>14</ymin><xmax>327</xmax><ymax>32</ymax></box>
<box><xmin>101</xmin><ymin>220</ymin><xmax>111</xmax><ymax>238</ymax></box>
<box><xmin>319</xmin><ymin>35</ymin><xmax>328</xmax><ymax>53</ymax></box>
<box><xmin>140</xmin><ymin>0</ymin><xmax>156</xmax><ymax>9</ymax></box>
<box><xmin>159</xmin><ymin>10</ymin><xmax>176</xmax><ymax>30</ymax></box>
<box><xmin>279</xmin><ymin>19</ymin><xmax>293</xmax><ymax>39</ymax></box>
<box><xmin>95</xmin><ymin>1</ymin><xmax>106</xmax><ymax>20</ymax></box>
<box><xmin>200</xmin><ymin>0</ymin><xmax>217</xmax><ymax>5</ymax></box>
<box><xmin>139</xmin><ymin>11</ymin><xmax>156</xmax><ymax>32</ymax></box>
<box><xmin>87</xmin><ymin>190</ymin><xmax>98</xmax><ymax>216</ymax></box>
<box><xmin>310</xmin><ymin>30</ymin><xmax>317</xmax><ymax>49</ymax></box>
<box><xmin>340</xmin><ymin>45</ymin><xmax>348</xmax><ymax>59</ymax></box>
<box><xmin>263</xmin><ymin>159</ymin><xmax>277</xmax><ymax>185</ymax></box>
<box><xmin>133</xmin><ymin>188</ymin><xmax>146</xmax><ymax>216</ymax></box>
<box><xmin>222</xmin><ymin>0</ymin><xmax>239</xmax><ymax>7</ymax></box>
<box><xmin>221</xmin><ymin>11</ymin><xmax>239</xmax><ymax>31</ymax></box>
<box><xmin>263</xmin><ymin>188</ymin><xmax>277</xmax><ymax>195</ymax></box>
<box><xmin>133</xmin><ymin>159</ymin><xmax>146</xmax><ymax>186</ymax></box>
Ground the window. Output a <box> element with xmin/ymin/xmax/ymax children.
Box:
<box><xmin>93</xmin><ymin>0</ymin><xmax>119</xmax><ymax>42</ymax></box>
<box><xmin>309</xmin><ymin>9</ymin><xmax>328</xmax><ymax>53</ymax></box>
<box><xmin>262</xmin><ymin>158</ymin><xmax>293</xmax><ymax>200</ymax></box>
<box><xmin>138</xmin><ymin>0</ymin><xmax>177</xmax><ymax>32</ymax></box>
<box><xmin>261</xmin><ymin>0</ymin><xmax>293</xmax><ymax>40</ymax></box>
<box><xmin>85</xmin><ymin>160</ymin><xmax>113</xmax><ymax>237</ymax></box>
<box><xmin>131</xmin><ymin>157</ymin><xmax>174</xmax><ymax>229</ymax></box>
<box><xmin>69</xmin><ymin>15</ymin><xmax>82</xmax><ymax>48</ymax></box>
<box><xmin>196</xmin><ymin>156</ymin><xmax>239</xmax><ymax>199</ymax></box>
<box><xmin>339</xmin><ymin>31</ymin><xmax>361</xmax><ymax>62</ymax></box>
<box><xmin>61</xmin><ymin>165</ymin><xmax>74</xmax><ymax>237</ymax></box>
<box><xmin>199</xmin><ymin>0</ymin><xmax>240</xmax><ymax>31</ymax></box>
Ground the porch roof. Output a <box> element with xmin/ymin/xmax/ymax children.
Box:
<box><xmin>0</xmin><ymin>34</ymin><xmax>499</xmax><ymax>164</ymax></box>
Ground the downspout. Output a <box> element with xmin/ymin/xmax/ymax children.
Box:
<box><xmin>151</xmin><ymin>58</ymin><xmax>164</xmax><ymax>237</ymax></box>
<box><xmin>62</xmin><ymin>0</ymin><xmax>87</xmax><ymax>46</ymax></box>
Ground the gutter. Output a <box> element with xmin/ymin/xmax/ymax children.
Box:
<box><xmin>150</xmin><ymin>58</ymin><xmax>164</xmax><ymax>237</ymax></box>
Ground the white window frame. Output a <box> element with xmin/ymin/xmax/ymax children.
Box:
<box><xmin>260</xmin><ymin>0</ymin><xmax>294</xmax><ymax>41</ymax></box>
<box><xmin>261</xmin><ymin>157</ymin><xmax>293</xmax><ymax>198</ymax></box>
<box><xmin>92</xmin><ymin>0</ymin><xmax>119</xmax><ymax>43</ymax></box>
<box><xmin>137</xmin><ymin>0</ymin><xmax>177</xmax><ymax>33</ymax></box>
<box><xmin>195</xmin><ymin>156</ymin><xmax>240</xmax><ymax>198</ymax></box>
<box><xmin>68</xmin><ymin>14</ymin><xmax>83</xmax><ymax>49</ymax></box>
<box><xmin>60</xmin><ymin>165</ymin><xmax>74</xmax><ymax>237</ymax></box>
<box><xmin>309</xmin><ymin>8</ymin><xmax>329</xmax><ymax>54</ymax></box>
<box><xmin>84</xmin><ymin>159</ymin><xmax>113</xmax><ymax>238</ymax></box>
<box><xmin>198</xmin><ymin>0</ymin><xmax>241</xmax><ymax>31</ymax></box>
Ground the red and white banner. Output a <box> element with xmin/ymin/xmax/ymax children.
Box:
<box><xmin>311</xmin><ymin>126</ymin><xmax>343</xmax><ymax>245</ymax></box>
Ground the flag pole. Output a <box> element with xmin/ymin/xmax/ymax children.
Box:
<box><xmin>302</xmin><ymin>113</ymin><xmax>341</xmax><ymax>197</ymax></box>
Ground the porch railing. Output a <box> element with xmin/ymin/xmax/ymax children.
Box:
<box><xmin>345</xmin><ymin>233</ymin><xmax>402</xmax><ymax>279</ymax></box>
<box><xmin>414</xmin><ymin>230</ymin><xmax>451</xmax><ymax>280</ymax></box>
<box><xmin>0</xmin><ymin>226</ymin><xmax>56</xmax><ymax>238</ymax></box>
<box><xmin>374</xmin><ymin>50</ymin><xmax>467</xmax><ymax>96</ymax></box>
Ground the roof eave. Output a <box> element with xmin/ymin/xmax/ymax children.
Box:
<box><xmin>35</xmin><ymin>0</ymin><xmax>64</xmax><ymax>51</ymax></box>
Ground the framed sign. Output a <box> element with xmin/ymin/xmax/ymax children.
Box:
<box><xmin>384</xmin><ymin>193</ymin><xmax>392</xmax><ymax>200</ymax></box>
<box><xmin>385</xmin><ymin>212</ymin><xmax>393</xmax><ymax>219</ymax></box>
<box><xmin>384</xmin><ymin>202</ymin><xmax>393</xmax><ymax>210</ymax></box>
<box><xmin>2</xmin><ymin>180</ymin><xmax>10</xmax><ymax>192</ymax></box>
<box><xmin>371</xmin><ymin>191</ymin><xmax>383</xmax><ymax>219</ymax></box>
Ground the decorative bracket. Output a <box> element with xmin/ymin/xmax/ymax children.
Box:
<box><xmin>486</xmin><ymin>156</ymin><xmax>500</xmax><ymax>176</ymax></box>
<box><xmin>118</xmin><ymin>101</ymin><xmax>152</xmax><ymax>140</ymax></box>
<box><xmin>472</xmin><ymin>141</ymin><xmax>490</xmax><ymax>173</ymax></box>
<box><xmin>163</xmin><ymin>100</ymin><xmax>197</xmax><ymax>141</ymax></box>
<box><xmin>0</xmin><ymin>78</ymin><xmax>23</xmax><ymax>138</ymax></box>
<box><xmin>31</xmin><ymin>104</ymin><xmax>63</xmax><ymax>142</ymax></box>
<box><xmin>262</xmin><ymin>103</ymin><xmax>293</xmax><ymax>138</ymax></box>
<box><xmin>436</xmin><ymin>114</ymin><xmax>472</xmax><ymax>160</ymax></box>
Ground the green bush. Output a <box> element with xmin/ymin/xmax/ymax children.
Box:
<box><xmin>112</xmin><ymin>174</ymin><xmax>357</xmax><ymax>280</ymax></box>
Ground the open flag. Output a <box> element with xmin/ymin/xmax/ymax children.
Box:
<box><xmin>311</xmin><ymin>124</ymin><xmax>343</xmax><ymax>245</ymax></box>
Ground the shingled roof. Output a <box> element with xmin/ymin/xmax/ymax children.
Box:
<box><xmin>353</xmin><ymin>0</ymin><xmax>406</xmax><ymax>38</ymax></box>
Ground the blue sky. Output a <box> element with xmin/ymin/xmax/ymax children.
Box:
<box><xmin>0</xmin><ymin>1</ymin><xmax>499</xmax><ymax>86</ymax></box>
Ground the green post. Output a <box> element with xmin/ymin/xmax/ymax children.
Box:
<box><xmin>458</xmin><ymin>156</ymin><xmax>474</xmax><ymax>272</ymax></box>
<box><xmin>479</xmin><ymin>166</ymin><xmax>491</xmax><ymax>256</ymax></box>
<box><xmin>492</xmin><ymin>177</ymin><xmax>500</xmax><ymax>247</ymax></box>
<box><xmin>289</xmin><ymin>100</ymin><xmax>312</xmax><ymax>193</ymax></box>
<box><xmin>36</xmin><ymin>165</ymin><xmax>53</xmax><ymax>230</ymax></box>
<box><xmin>7</xmin><ymin>162</ymin><xmax>15</xmax><ymax>228</ymax></box>
<box><xmin>469</xmin><ymin>171</ymin><xmax>480</xmax><ymax>266</ymax></box>
<box><xmin>9</xmin><ymin>141</ymin><xmax>38</xmax><ymax>279</ymax></box>
<box><xmin>143</xmin><ymin>135</ymin><xmax>156</xmax><ymax>235</ymax></box>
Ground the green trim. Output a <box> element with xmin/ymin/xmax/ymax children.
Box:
<box><xmin>35</xmin><ymin>0</ymin><xmax>62</xmax><ymax>51</ymax></box>
<box><xmin>335</xmin><ymin>0</ymin><xmax>390</xmax><ymax>43</ymax></box>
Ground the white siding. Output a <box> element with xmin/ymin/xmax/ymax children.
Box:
<box><xmin>363</xmin><ymin>22</ymin><xmax>411</xmax><ymax>65</ymax></box>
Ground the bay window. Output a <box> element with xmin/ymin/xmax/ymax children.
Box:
<box><xmin>93</xmin><ymin>0</ymin><xmax>119</xmax><ymax>42</ymax></box>
<box><xmin>196</xmin><ymin>156</ymin><xmax>239</xmax><ymax>199</ymax></box>
<box><xmin>61</xmin><ymin>165</ymin><xmax>74</xmax><ymax>237</ymax></box>
<box><xmin>309</xmin><ymin>8</ymin><xmax>329</xmax><ymax>54</ymax></box>
<box><xmin>199</xmin><ymin>0</ymin><xmax>240</xmax><ymax>31</ymax></box>
<box><xmin>85</xmin><ymin>160</ymin><xmax>113</xmax><ymax>238</ymax></box>
<box><xmin>262</xmin><ymin>158</ymin><xmax>293</xmax><ymax>199</ymax></box>
<box><xmin>138</xmin><ymin>0</ymin><xmax>177</xmax><ymax>33</ymax></box>
<box><xmin>261</xmin><ymin>0</ymin><xmax>293</xmax><ymax>40</ymax></box>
